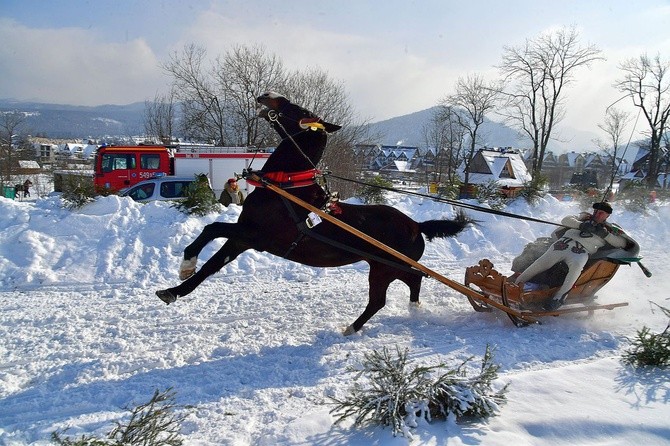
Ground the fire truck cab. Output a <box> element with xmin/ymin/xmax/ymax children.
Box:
<box><xmin>94</xmin><ymin>145</ymin><xmax>170</xmax><ymax>192</ymax></box>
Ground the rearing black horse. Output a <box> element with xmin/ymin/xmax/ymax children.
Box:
<box><xmin>156</xmin><ymin>92</ymin><xmax>470</xmax><ymax>335</ymax></box>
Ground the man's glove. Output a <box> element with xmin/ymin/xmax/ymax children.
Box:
<box><xmin>592</xmin><ymin>224</ymin><xmax>609</xmax><ymax>238</ymax></box>
<box><xmin>579</xmin><ymin>221</ymin><xmax>595</xmax><ymax>233</ymax></box>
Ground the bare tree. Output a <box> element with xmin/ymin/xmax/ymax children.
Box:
<box><xmin>0</xmin><ymin>111</ymin><xmax>27</xmax><ymax>186</ymax></box>
<box><xmin>284</xmin><ymin>67</ymin><xmax>369</xmax><ymax>197</ymax></box>
<box><xmin>424</xmin><ymin>105</ymin><xmax>466</xmax><ymax>184</ymax></box>
<box><xmin>614</xmin><ymin>53</ymin><xmax>670</xmax><ymax>188</ymax></box>
<box><xmin>162</xmin><ymin>44</ymin><xmax>225</xmax><ymax>144</ymax></box>
<box><xmin>498</xmin><ymin>26</ymin><xmax>603</xmax><ymax>175</ymax></box>
<box><xmin>661</xmin><ymin>133</ymin><xmax>670</xmax><ymax>189</ymax></box>
<box><xmin>144</xmin><ymin>89</ymin><xmax>177</xmax><ymax>144</ymax></box>
<box><xmin>164</xmin><ymin>44</ymin><xmax>289</xmax><ymax>147</ymax></box>
<box><xmin>441</xmin><ymin>74</ymin><xmax>499</xmax><ymax>186</ymax></box>
<box><xmin>213</xmin><ymin>44</ymin><xmax>286</xmax><ymax>147</ymax></box>
<box><xmin>595</xmin><ymin>108</ymin><xmax>631</xmax><ymax>191</ymax></box>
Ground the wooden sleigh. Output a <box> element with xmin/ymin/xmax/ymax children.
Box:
<box><xmin>464</xmin><ymin>232</ymin><xmax>645</xmax><ymax>326</ymax></box>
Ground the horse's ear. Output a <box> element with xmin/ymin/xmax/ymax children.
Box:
<box><xmin>321</xmin><ymin>121</ymin><xmax>342</xmax><ymax>133</ymax></box>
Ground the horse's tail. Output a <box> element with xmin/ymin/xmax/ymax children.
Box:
<box><xmin>418</xmin><ymin>211</ymin><xmax>471</xmax><ymax>241</ymax></box>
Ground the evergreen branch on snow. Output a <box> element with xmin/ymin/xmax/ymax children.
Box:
<box><xmin>622</xmin><ymin>302</ymin><xmax>670</xmax><ymax>368</ymax></box>
<box><xmin>329</xmin><ymin>344</ymin><xmax>508</xmax><ymax>438</ymax></box>
<box><xmin>428</xmin><ymin>345</ymin><xmax>509</xmax><ymax>419</ymax></box>
<box><xmin>52</xmin><ymin>388</ymin><xmax>186</xmax><ymax>446</ymax></box>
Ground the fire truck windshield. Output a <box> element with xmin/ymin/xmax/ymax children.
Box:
<box><xmin>101</xmin><ymin>153</ymin><xmax>137</xmax><ymax>172</ymax></box>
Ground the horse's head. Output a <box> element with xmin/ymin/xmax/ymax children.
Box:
<box><xmin>257</xmin><ymin>92</ymin><xmax>341</xmax><ymax>171</ymax></box>
<box><xmin>257</xmin><ymin>92</ymin><xmax>341</xmax><ymax>139</ymax></box>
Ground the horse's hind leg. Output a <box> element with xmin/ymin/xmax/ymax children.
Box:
<box><xmin>344</xmin><ymin>263</ymin><xmax>394</xmax><ymax>335</ymax></box>
<box><xmin>402</xmin><ymin>272</ymin><xmax>423</xmax><ymax>306</ymax></box>
<box><xmin>157</xmin><ymin>239</ymin><xmax>247</xmax><ymax>304</ymax></box>
<box><xmin>179</xmin><ymin>222</ymin><xmax>243</xmax><ymax>279</ymax></box>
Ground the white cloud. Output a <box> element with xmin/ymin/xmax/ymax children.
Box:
<box><xmin>170</xmin><ymin>9</ymin><xmax>474</xmax><ymax>121</ymax></box>
<box><xmin>0</xmin><ymin>18</ymin><xmax>168</xmax><ymax>105</ymax></box>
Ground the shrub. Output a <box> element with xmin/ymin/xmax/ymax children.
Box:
<box><xmin>358</xmin><ymin>175</ymin><xmax>393</xmax><ymax>204</ymax></box>
<box><xmin>518</xmin><ymin>174</ymin><xmax>548</xmax><ymax>205</ymax></box>
<box><xmin>330</xmin><ymin>345</ymin><xmax>507</xmax><ymax>439</ymax></box>
<box><xmin>52</xmin><ymin>388</ymin><xmax>186</xmax><ymax>446</ymax></box>
<box><xmin>173</xmin><ymin>174</ymin><xmax>220</xmax><ymax>216</ymax></box>
<box><xmin>622</xmin><ymin>303</ymin><xmax>670</xmax><ymax>368</ymax></box>
<box><xmin>617</xmin><ymin>181</ymin><xmax>651</xmax><ymax>213</ymax></box>
<box><xmin>436</xmin><ymin>182</ymin><xmax>460</xmax><ymax>199</ymax></box>
<box><xmin>60</xmin><ymin>176</ymin><xmax>98</xmax><ymax>210</ymax></box>
<box><xmin>476</xmin><ymin>181</ymin><xmax>508</xmax><ymax>210</ymax></box>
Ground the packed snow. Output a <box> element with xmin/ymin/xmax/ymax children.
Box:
<box><xmin>0</xmin><ymin>191</ymin><xmax>668</xmax><ymax>445</ymax></box>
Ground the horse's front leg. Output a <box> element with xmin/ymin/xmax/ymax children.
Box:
<box><xmin>157</xmin><ymin>238</ymin><xmax>248</xmax><ymax>304</ymax></box>
<box><xmin>179</xmin><ymin>222</ymin><xmax>244</xmax><ymax>280</ymax></box>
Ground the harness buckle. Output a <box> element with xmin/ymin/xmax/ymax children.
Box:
<box><xmin>305</xmin><ymin>212</ymin><xmax>322</xmax><ymax>228</ymax></box>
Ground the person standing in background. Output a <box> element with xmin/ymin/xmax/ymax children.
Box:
<box><xmin>219</xmin><ymin>178</ymin><xmax>245</xmax><ymax>206</ymax></box>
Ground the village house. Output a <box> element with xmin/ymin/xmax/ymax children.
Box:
<box><xmin>457</xmin><ymin>147</ymin><xmax>532</xmax><ymax>197</ymax></box>
<box><xmin>523</xmin><ymin>150</ymin><xmax>623</xmax><ymax>190</ymax></box>
<box><xmin>28</xmin><ymin>137</ymin><xmax>100</xmax><ymax>165</ymax></box>
<box><xmin>618</xmin><ymin>146</ymin><xmax>670</xmax><ymax>190</ymax></box>
<box><xmin>354</xmin><ymin>144</ymin><xmax>422</xmax><ymax>181</ymax></box>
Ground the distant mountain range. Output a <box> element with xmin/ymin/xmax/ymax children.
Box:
<box><xmin>0</xmin><ymin>99</ymin><xmax>145</xmax><ymax>139</ymax></box>
<box><xmin>1</xmin><ymin>99</ymin><xmax>597</xmax><ymax>152</ymax></box>
<box><xmin>364</xmin><ymin>106</ymin><xmax>524</xmax><ymax>148</ymax></box>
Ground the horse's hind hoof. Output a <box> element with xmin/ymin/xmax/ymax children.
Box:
<box><xmin>342</xmin><ymin>325</ymin><xmax>357</xmax><ymax>336</ymax></box>
<box><xmin>156</xmin><ymin>289</ymin><xmax>177</xmax><ymax>305</ymax></box>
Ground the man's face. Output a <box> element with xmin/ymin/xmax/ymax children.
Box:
<box><xmin>593</xmin><ymin>209</ymin><xmax>610</xmax><ymax>223</ymax></box>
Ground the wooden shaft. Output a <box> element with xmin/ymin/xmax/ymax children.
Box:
<box><xmin>254</xmin><ymin>175</ymin><xmax>537</xmax><ymax>323</ymax></box>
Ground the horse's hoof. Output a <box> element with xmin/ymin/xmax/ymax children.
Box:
<box><xmin>156</xmin><ymin>289</ymin><xmax>177</xmax><ymax>305</ymax></box>
<box><xmin>409</xmin><ymin>301</ymin><xmax>422</xmax><ymax>314</ymax></box>
<box><xmin>342</xmin><ymin>325</ymin><xmax>357</xmax><ymax>336</ymax></box>
<box><xmin>179</xmin><ymin>268</ymin><xmax>196</xmax><ymax>281</ymax></box>
<box><xmin>179</xmin><ymin>257</ymin><xmax>197</xmax><ymax>280</ymax></box>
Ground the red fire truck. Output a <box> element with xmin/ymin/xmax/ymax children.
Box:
<box><xmin>93</xmin><ymin>145</ymin><xmax>271</xmax><ymax>197</ymax></box>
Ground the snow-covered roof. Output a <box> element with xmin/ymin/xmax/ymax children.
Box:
<box><xmin>633</xmin><ymin>147</ymin><xmax>649</xmax><ymax>163</ymax></box>
<box><xmin>82</xmin><ymin>144</ymin><xmax>99</xmax><ymax>159</ymax></box>
<box><xmin>458</xmin><ymin>149</ymin><xmax>532</xmax><ymax>187</ymax></box>
<box><xmin>565</xmin><ymin>152</ymin><xmax>582</xmax><ymax>167</ymax></box>
<box><xmin>620</xmin><ymin>170</ymin><xmax>645</xmax><ymax>180</ymax></box>
<box><xmin>393</xmin><ymin>160</ymin><xmax>414</xmax><ymax>172</ymax></box>
<box><xmin>620</xmin><ymin>170</ymin><xmax>670</xmax><ymax>188</ymax></box>
<box><xmin>18</xmin><ymin>160</ymin><xmax>40</xmax><ymax>169</ymax></box>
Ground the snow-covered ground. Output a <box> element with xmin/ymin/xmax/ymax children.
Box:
<box><xmin>0</xmin><ymin>192</ymin><xmax>668</xmax><ymax>445</ymax></box>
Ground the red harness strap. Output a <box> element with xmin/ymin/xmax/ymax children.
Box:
<box><xmin>247</xmin><ymin>169</ymin><xmax>321</xmax><ymax>188</ymax></box>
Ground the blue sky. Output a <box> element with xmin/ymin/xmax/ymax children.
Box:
<box><xmin>1</xmin><ymin>0</ymin><xmax>669</xmax><ymax>141</ymax></box>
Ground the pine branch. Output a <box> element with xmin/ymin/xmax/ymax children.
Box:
<box><xmin>330</xmin><ymin>344</ymin><xmax>508</xmax><ymax>438</ymax></box>
<box><xmin>52</xmin><ymin>388</ymin><xmax>186</xmax><ymax>446</ymax></box>
<box><xmin>623</xmin><ymin>303</ymin><xmax>670</xmax><ymax>368</ymax></box>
